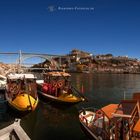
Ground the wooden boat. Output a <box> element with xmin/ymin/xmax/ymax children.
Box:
<box><xmin>37</xmin><ymin>71</ymin><xmax>85</xmax><ymax>104</ymax></box>
<box><xmin>79</xmin><ymin>93</ymin><xmax>140</xmax><ymax>140</ymax></box>
<box><xmin>0</xmin><ymin>75</ymin><xmax>6</xmax><ymax>90</ymax></box>
<box><xmin>5</xmin><ymin>73</ymin><xmax>38</xmax><ymax>112</ymax></box>
<box><xmin>0</xmin><ymin>119</ymin><xmax>30</xmax><ymax>140</ymax></box>
<box><xmin>82</xmin><ymin>70</ymin><xmax>90</xmax><ymax>74</ymax></box>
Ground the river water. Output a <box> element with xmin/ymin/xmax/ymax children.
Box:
<box><xmin>0</xmin><ymin>73</ymin><xmax>140</xmax><ymax>140</ymax></box>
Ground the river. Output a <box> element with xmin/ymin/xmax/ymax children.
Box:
<box><xmin>0</xmin><ymin>73</ymin><xmax>140</xmax><ymax>140</ymax></box>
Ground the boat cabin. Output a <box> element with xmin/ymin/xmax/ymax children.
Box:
<box><xmin>6</xmin><ymin>74</ymin><xmax>37</xmax><ymax>100</ymax></box>
<box><xmin>42</xmin><ymin>71</ymin><xmax>71</xmax><ymax>96</ymax></box>
<box><xmin>112</xmin><ymin>100</ymin><xmax>140</xmax><ymax>140</ymax></box>
<box><xmin>79</xmin><ymin>92</ymin><xmax>140</xmax><ymax>140</ymax></box>
<box><xmin>90</xmin><ymin>100</ymin><xmax>140</xmax><ymax>140</ymax></box>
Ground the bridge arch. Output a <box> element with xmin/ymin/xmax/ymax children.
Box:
<box><xmin>18</xmin><ymin>54</ymin><xmax>60</xmax><ymax>68</ymax></box>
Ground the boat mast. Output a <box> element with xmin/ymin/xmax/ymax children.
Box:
<box><xmin>123</xmin><ymin>91</ymin><xmax>126</xmax><ymax>100</ymax></box>
<box><xmin>19</xmin><ymin>50</ymin><xmax>22</xmax><ymax>73</ymax></box>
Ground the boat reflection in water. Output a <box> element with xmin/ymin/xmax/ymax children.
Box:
<box><xmin>1</xmin><ymin>73</ymin><xmax>140</xmax><ymax>140</ymax></box>
<box><xmin>21</xmin><ymin>101</ymin><xmax>86</xmax><ymax>140</ymax></box>
<box><xmin>79</xmin><ymin>93</ymin><xmax>140</xmax><ymax>140</ymax></box>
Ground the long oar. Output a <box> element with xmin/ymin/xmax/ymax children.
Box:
<box><xmin>57</xmin><ymin>70</ymin><xmax>88</xmax><ymax>101</ymax></box>
<box><xmin>27</xmin><ymin>89</ymin><xmax>33</xmax><ymax>111</ymax></box>
<box><xmin>70</xmin><ymin>84</ymin><xmax>88</xmax><ymax>101</ymax></box>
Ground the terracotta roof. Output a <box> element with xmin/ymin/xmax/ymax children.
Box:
<box><xmin>133</xmin><ymin>119</ymin><xmax>140</xmax><ymax>133</ymax></box>
<box><xmin>101</xmin><ymin>104</ymin><xmax>118</xmax><ymax>119</ymax></box>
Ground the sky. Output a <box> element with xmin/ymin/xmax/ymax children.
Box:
<box><xmin>0</xmin><ymin>0</ymin><xmax>140</xmax><ymax>60</ymax></box>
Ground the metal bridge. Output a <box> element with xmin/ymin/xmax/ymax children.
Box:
<box><xmin>0</xmin><ymin>51</ymin><xmax>65</xmax><ymax>69</ymax></box>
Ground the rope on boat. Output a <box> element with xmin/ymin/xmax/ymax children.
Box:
<box><xmin>71</xmin><ymin>86</ymin><xmax>88</xmax><ymax>101</ymax></box>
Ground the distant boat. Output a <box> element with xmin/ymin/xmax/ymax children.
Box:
<box><xmin>0</xmin><ymin>75</ymin><xmax>6</xmax><ymax>90</ymax></box>
<box><xmin>82</xmin><ymin>71</ymin><xmax>90</xmax><ymax>74</ymax></box>
<box><xmin>5</xmin><ymin>73</ymin><xmax>38</xmax><ymax>112</ymax></box>
<box><xmin>0</xmin><ymin>119</ymin><xmax>30</xmax><ymax>140</ymax></box>
<box><xmin>79</xmin><ymin>93</ymin><xmax>140</xmax><ymax>140</ymax></box>
<box><xmin>37</xmin><ymin>71</ymin><xmax>85</xmax><ymax>104</ymax></box>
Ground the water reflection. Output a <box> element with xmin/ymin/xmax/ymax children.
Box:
<box><xmin>71</xmin><ymin>73</ymin><xmax>140</xmax><ymax>109</ymax></box>
<box><xmin>1</xmin><ymin>73</ymin><xmax>140</xmax><ymax>140</ymax></box>
<box><xmin>21</xmin><ymin>101</ymin><xmax>86</xmax><ymax>140</ymax></box>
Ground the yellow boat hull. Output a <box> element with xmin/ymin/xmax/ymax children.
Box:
<box><xmin>58</xmin><ymin>94</ymin><xmax>83</xmax><ymax>103</ymax></box>
<box><xmin>38</xmin><ymin>91</ymin><xmax>84</xmax><ymax>104</ymax></box>
<box><xmin>8</xmin><ymin>93</ymin><xmax>38</xmax><ymax>112</ymax></box>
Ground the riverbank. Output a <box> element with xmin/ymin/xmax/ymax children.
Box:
<box><xmin>68</xmin><ymin>70</ymin><xmax>140</xmax><ymax>74</ymax></box>
<box><xmin>30</xmin><ymin>49</ymin><xmax>140</xmax><ymax>74</ymax></box>
<box><xmin>0</xmin><ymin>62</ymin><xmax>21</xmax><ymax>76</ymax></box>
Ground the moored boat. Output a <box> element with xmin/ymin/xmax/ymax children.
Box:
<box><xmin>82</xmin><ymin>70</ymin><xmax>90</xmax><ymax>74</ymax></box>
<box><xmin>37</xmin><ymin>71</ymin><xmax>85</xmax><ymax>104</ymax></box>
<box><xmin>0</xmin><ymin>119</ymin><xmax>30</xmax><ymax>140</ymax></box>
<box><xmin>5</xmin><ymin>73</ymin><xmax>38</xmax><ymax>112</ymax></box>
<box><xmin>79</xmin><ymin>93</ymin><xmax>140</xmax><ymax>140</ymax></box>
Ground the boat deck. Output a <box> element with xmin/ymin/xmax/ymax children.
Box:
<box><xmin>82</xmin><ymin>119</ymin><xmax>110</xmax><ymax>140</ymax></box>
<box><xmin>0</xmin><ymin>119</ymin><xmax>30</xmax><ymax>140</ymax></box>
